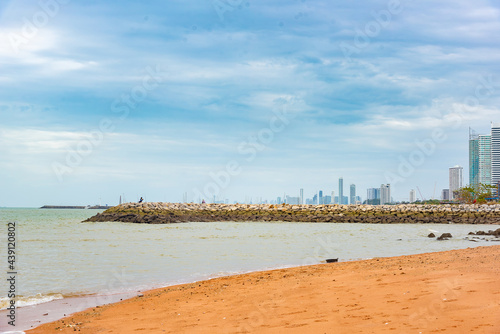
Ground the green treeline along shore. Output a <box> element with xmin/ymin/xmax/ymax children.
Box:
<box><xmin>84</xmin><ymin>202</ymin><xmax>500</xmax><ymax>224</ymax></box>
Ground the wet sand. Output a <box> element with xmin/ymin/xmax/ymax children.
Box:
<box><xmin>29</xmin><ymin>246</ymin><xmax>500</xmax><ymax>333</ymax></box>
<box><xmin>1</xmin><ymin>292</ymin><xmax>138</xmax><ymax>331</ymax></box>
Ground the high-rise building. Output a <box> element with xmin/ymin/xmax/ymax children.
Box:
<box><xmin>299</xmin><ymin>188</ymin><xmax>304</xmax><ymax>205</ymax></box>
<box><xmin>349</xmin><ymin>184</ymin><xmax>356</xmax><ymax>204</ymax></box>
<box><xmin>469</xmin><ymin>128</ymin><xmax>480</xmax><ymax>189</ymax></box>
<box><xmin>367</xmin><ymin>188</ymin><xmax>380</xmax><ymax>200</ymax></box>
<box><xmin>409</xmin><ymin>189</ymin><xmax>416</xmax><ymax>203</ymax></box>
<box><xmin>479</xmin><ymin>134</ymin><xmax>492</xmax><ymax>186</ymax></box>
<box><xmin>449</xmin><ymin>165</ymin><xmax>463</xmax><ymax>200</ymax></box>
<box><xmin>380</xmin><ymin>184</ymin><xmax>391</xmax><ymax>204</ymax></box>
<box><xmin>331</xmin><ymin>191</ymin><xmax>335</xmax><ymax>204</ymax></box>
<box><xmin>492</xmin><ymin>123</ymin><xmax>500</xmax><ymax>188</ymax></box>
<box><xmin>441</xmin><ymin>189</ymin><xmax>450</xmax><ymax>201</ymax></box>
<box><xmin>338</xmin><ymin>177</ymin><xmax>344</xmax><ymax>205</ymax></box>
<box><xmin>470</xmin><ymin>126</ymin><xmax>495</xmax><ymax>189</ymax></box>
<box><xmin>319</xmin><ymin>190</ymin><xmax>323</xmax><ymax>204</ymax></box>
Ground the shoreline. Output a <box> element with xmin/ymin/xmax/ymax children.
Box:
<box><xmin>0</xmin><ymin>292</ymin><xmax>137</xmax><ymax>332</ymax></box>
<box><xmin>2</xmin><ymin>264</ymin><xmax>308</xmax><ymax>332</ymax></box>
<box><xmin>85</xmin><ymin>202</ymin><xmax>500</xmax><ymax>224</ymax></box>
<box><xmin>27</xmin><ymin>245</ymin><xmax>500</xmax><ymax>333</ymax></box>
<box><xmin>4</xmin><ymin>258</ymin><xmax>366</xmax><ymax>332</ymax></box>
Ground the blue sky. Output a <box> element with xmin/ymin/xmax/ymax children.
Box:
<box><xmin>1</xmin><ymin>0</ymin><xmax>500</xmax><ymax>206</ymax></box>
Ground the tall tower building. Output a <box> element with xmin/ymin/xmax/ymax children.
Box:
<box><xmin>449</xmin><ymin>166</ymin><xmax>463</xmax><ymax>200</ymax></box>
<box><xmin>441</xmin><ymin>189</ymin><xmax>450</xmax><ymax>201</ymax></box>
<box><xmin>349</xmin><ymin>184</ymin><xmax>356</xmax><ymax>204</ymax></box>
<box><xmin>470</xmin><ymin>127</ymin><xmax>493</xmax><ymax>189</ymax></box>
<box><xmin>299</xmin><ymin>188</ymin><xmax>304</xmax><ymax>205</ymax></box>
<box><xmin>367</xmin><ymin>188</ymin><xmax>380</xmax><ymax>202</ymax></box>
<box><xmin>479</xmin><ymin>134</ymin><xmax>492</xmax><ymax>186</ymax></box>
<box><xmin>492</xmin><ymin>123</ymin><xmax>500</xmax><ymax>188</ymax></box>
<box><xmin>469</xmin><ymin>128</ymin><xmax>479</xmax><ymax>189</ymax></box>
<box><xmin>380</xmin><ymin>184</ymin><xmax>391</xmax><ymax>205</ymax></box>
<box><xmin>338</xmin><ymin>177</ymin><xmax>344</xmax><ymax>205</ymax></box>
<box><xmin>409</xmin><ymin>189</ymin><xmax>416</xmax><ymax>203</ymax></box>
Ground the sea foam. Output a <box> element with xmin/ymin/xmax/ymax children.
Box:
<box><xmin>0</xmin><ymin>293</ymin><xmax>64</xmax><ymax>309</ymax></box>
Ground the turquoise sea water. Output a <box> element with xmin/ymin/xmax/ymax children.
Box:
<box><xmin>1</xmin><ymin>208</ymin><xmax>499</xmax><ymax>314</ymax></box>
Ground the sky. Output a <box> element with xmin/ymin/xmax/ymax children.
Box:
<box><xmin>1</xmin><ymin>0</ymin><xmax>500</xmax><ymax>206</ymax></box>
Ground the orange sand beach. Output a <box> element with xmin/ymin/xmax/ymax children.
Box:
<box><xmin>29</xmin><ymin>246</ymin><xmax>500</xmax><ymax>333</ymax></box>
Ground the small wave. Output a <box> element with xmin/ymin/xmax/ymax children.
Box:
<box><xmin>0</xmin><ymin>293</ymin><xmax>64</xmax><ymax>309</ymax></box>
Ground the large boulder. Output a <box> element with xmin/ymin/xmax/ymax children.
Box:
<box><xmin>437</xmin><ymin>233</ymin><xmax>452</xmax><ymax>240</ymax></box>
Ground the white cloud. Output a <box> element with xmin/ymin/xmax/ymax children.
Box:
<box><xmin>0</xmin><ymin>28</ymin><xmax>58</xmax><ymax>57</ymax></box>
<box><xmin>0</xmin><ymin>128</ymin><xmax>89</xmax><ymax>154</ymax></box>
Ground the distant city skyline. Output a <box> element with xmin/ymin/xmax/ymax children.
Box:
<box><xmin>187</xmin><ymin>178</ymin><xmax>387</xmax><ymax>205</ymax></box>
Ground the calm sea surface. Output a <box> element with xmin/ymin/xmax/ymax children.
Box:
<box><xmin>1</xmin><ymin>208</ymin><xmax>499</xmax><ymax>310</ymax></box>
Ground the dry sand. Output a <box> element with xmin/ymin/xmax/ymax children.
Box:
<box><xmin>29</xmin><ymin>246</ymin><xmax>500</xmax><ymax>333</ymax></box>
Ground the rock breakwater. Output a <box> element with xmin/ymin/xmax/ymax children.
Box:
<box><xmin>84</xmin><ymin>203</ymin><xmax>500</xmax><ymax>224</ymax></box>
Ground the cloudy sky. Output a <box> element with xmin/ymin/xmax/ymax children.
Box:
<box><xmin>1</xmin><ymin>0</ymin><xmax>500</xmax><ymax>206</ymax></box>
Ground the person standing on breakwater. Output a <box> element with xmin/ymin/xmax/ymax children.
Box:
<box><xmin>139</xmin><ymin>197</ymin><xmax>144</xmax><ymax>203</ymax></box>
<box><xmin>202</xmin><ymin>199</ymin><xmax>206</xmax><ymax>204</ymax></box>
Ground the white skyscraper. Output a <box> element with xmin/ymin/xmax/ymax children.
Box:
<box><xmin>299</xmin><ymin>188</ymin><xmax>304</xmax><ymax>205</ymax></box>
<box><xmin>409</xmin><ymin>189</ymin><xmax>416</xmax><ymax>203</ymax></box>
<box><xmin>449</xmin><ymin>165</ymin><xmax>463</xmax><ymax>200</ymax></box>
<box><xmin>492</xmin><ymin>123</ymin><xmax>500</xmax><ymax>188</ymax></box>
<box><xmin>380</xmin><ymin>184</ymin><xmax>391</xmax><ymax>204</ymax></box>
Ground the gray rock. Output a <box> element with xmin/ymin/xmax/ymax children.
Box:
<box><xmin>437</xmin><ymin>233</ymin><xmax>452</xmax><ymax>240</ymax></box>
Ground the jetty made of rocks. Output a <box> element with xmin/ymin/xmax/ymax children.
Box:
<box><xmin>84</xmin><ymin>202</ymin><xmax>500</xmax><ymax>224</ymax></box>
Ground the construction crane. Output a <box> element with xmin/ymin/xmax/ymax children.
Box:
<box><xmin>417</xmin><ymin>186</ymin><xmax>425</xmax><ymax>201</ymax></box>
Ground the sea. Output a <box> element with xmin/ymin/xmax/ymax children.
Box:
<box><xmin>1</xmin><ymin>207</ymin><xmax>499</xmax><ymax>331</ymax></box>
